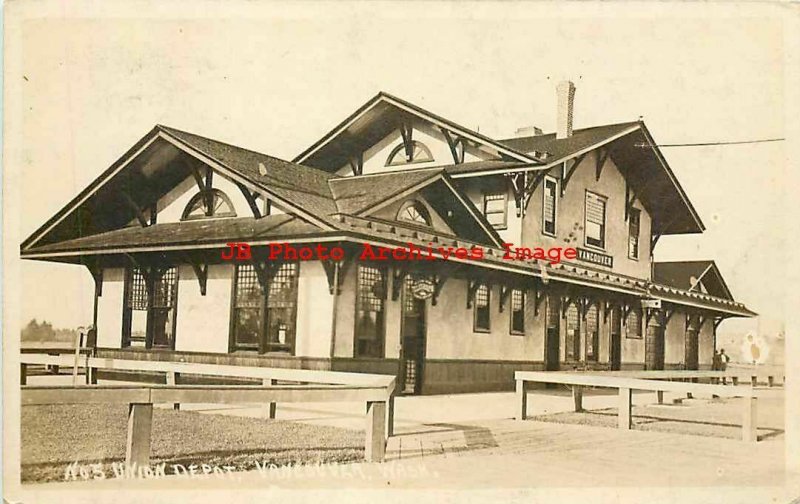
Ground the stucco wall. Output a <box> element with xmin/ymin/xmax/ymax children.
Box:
<box><xmin>664</xmin><ymin>312</ymin><xmax>687</xmax><ymax>366</ymax></box>
<box><xmin>519</xmin><ymin>150</ymin><xmax>652</xmax><ymax>280</ymax></box>
<box><xmin>174</xmin><ymin>264</ymin><xmax>232</xmax><ymax>354</ymax></box>
<box><xmin>622</xmin><ymin>318</ymin><xmax>645</xmax><ymax>365</ymax></box>
<box><xmin>699</xmin><ymin>320</ymin><xmax>715</xmax><ymax>367</ymax></box>
<box><xmin>458</xmin><ymin>179</ymin><xmax>523</xmax><ymax>249</ymax></box>
<box><xmin>295</xmin><ymin>261</ymin><xmax>334</xmax><ymax>358</ymax></box>
<box><xmin>96</xmin><ymin>267</ymin><xmax>125</xmax><ymax>348</ymax></box>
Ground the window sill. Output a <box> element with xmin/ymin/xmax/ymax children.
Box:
<box><xmin>473</xmin><ymin>328</ymin><xmax>491</xmax><ymax>334</ymax></box>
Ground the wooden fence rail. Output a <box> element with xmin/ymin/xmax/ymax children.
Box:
<box><xmin>20</xmin><ymin>353</ymin><xmax>397</xmax><ymax>435</ymax></box>
<box><xmin>514</xmin><ymin>371</ymin><xmax>769</xmax><ymax>443</ymax></box>
<box><xmin>22</xmin><ymin>384</ymin><xmax>389</xmax><ymax>466</ymax></box>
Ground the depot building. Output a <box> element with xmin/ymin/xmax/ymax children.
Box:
<box><xmin>21</xmin><ymin>83</ymin><xmax>755</xmax><ymax>394</ymax></box>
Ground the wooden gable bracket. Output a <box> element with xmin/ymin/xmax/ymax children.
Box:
<box><xmin>182</xmin><ymin>253</ymin><xmax>208</xmax><ymax>296</ymax></box>
<box><xmin>645</xmin><ymin>308</ymin><xmax>665</xmax><ymax>328</ymax></box>
<box><xmin>651</xmin><ymin>212</ymin><xmax>680</xmax><ymax>252</ymax></box>
<box><xmin>621</xmin><ymin>302</ymin><xmax>633</xmax><ymax>327</ymax></box>
<box><xmin>349</xmin><ymin>152</ymin><xmax>364</xmax><ymax>176</ymax></box>
<box><xmin>186</xmin><ymin>161</ymin><xmax>215</xmax><ymax>216</ymax></box>
<box><xmin>123</xmin><ymin>253</ymin><xmax>153</xmax><ymax>285</ymax></box>
<box><xmin>595</xmin><ymin>148</ymin><xmax>611</xmax><ymax>181</ymax></box>
<box><xmin>234</xmin><ymin>182</ymin><xmax>262</xmax><ymax>219</ymax></box>
<box><xmin>624</xmin><ymin>180</ymin><xmax>638</xmax><ymax>221</ymax></box>
<box><xmin>466</xmin><ymin>277</ymin><xmax>485</xmax><ymax>310</ymax></box>
<box><xmin>250</xmin><ymin>259</ymin><xmax>278</xmax><ymax>293</ymax></box>
<box><xmin>440</xmin><ymin>128</ymin><xmax>465</xmax><ymax>165</ymax></box>
<box><xmin>714</xmin><ymin>316</ymin><xmax>725</xmax><ymax>331</ymax></box>
<box><xmin>321</xmin><ymin>257</ymin><xmax>352</xmax><ymax>295</ymax></box>
<box><xmin>561</xmin><ymin>295</ymin><xmax>577</xmax><ymax>318</ymax></box>
<box><xmin>663</xmin><ymin>305</ymin><xmax>677</xmax><ymax>324</ymax></box>
<box><xmin>560</xmin><ymin>153</ymin><xmax>588</xmax><ymax>197</ymax></box>
<box><xmin>84</xmin><ymin>262</ymin><xmax>103</xmax><ymax>297</ymax></box>
<box><xmin>122</xmin><ymin>192</ymin><xmax>150</xmax><ymax>228</ymax></box>
<box><xmin>429</xmin><ymin>272</ymin><xmax>449</xmax><ymax>307</ymax></box>
<box><xmin>391</xmin><ymin>265</ymin><xmax>410</xmax><ymax>301</ymax></box>
<box><xmin>399</xmin><ymin>123</ymin><xmax>414</xmax><ymax>161</ymax></box>
<box><xmin>507</xmin><ymin>172</ymin><xmax>528</xmax><ymax>218</ymax></box>
<box><xmin>603</xmin><ymin>300</ymin><xmax>617</xmax><ymax>323</ymax></box>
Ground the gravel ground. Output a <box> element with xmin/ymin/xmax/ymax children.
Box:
<box><xmin>21</xmin><ymin>404</ymin><xmax>364</xmax><ymax>483</ymax></box>
<box><xmin>529</xmin><ymin>396</ymin><xmax>784</xmax><ymax>440</ymax></box>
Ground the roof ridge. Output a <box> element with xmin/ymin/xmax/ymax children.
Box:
<box><xmin>497</xmin><ymin>120</ymin><xmax>642</xmax><ymax>143</ymax></box>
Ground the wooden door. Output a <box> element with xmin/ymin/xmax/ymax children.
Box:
<box><xmin>399</xmin><ymin>278</ymin><xmax>427</xmax><ymax>394</ymax></box>
<box><xmin>545</xmin><ymin>295</ymin><xmax>561</xmax><ymax>371</ymax></box>
<box><xmin>609</xmin><ymin>306</ymin><xmax>622</xmax><ymax>371</ymax></box>
<box><xmin>645</xmin><ymin>322</ymin><xmax>665</xmax><ymax>370</ymax></box>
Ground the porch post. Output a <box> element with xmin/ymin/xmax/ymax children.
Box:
<box><xmin>516</xmin><ymin>379</ymin><xmax>528</xmax><ymax>420</ymax></box>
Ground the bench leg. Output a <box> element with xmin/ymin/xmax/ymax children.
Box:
<box><xmin>365</xmin><ymin>401</ymin><xmax>386</xmax><ymax>462</ymax></box>
<box><xmin>768</xmin><ymin>376</ymin><xmax>774</xmax><ymax>387</ymax></box>
<box><xmin>732</xmin><ymin>377</ymin><xmax>738</xmax><ymax>386</ymax></box>
<box><xmin>20</xmin><ymin>364</ymin><xmax>27</xmax><ymax>386</ymax></box>
<box><xmin>742</xmin><ymin>396</ymin><xmax>757</xmax><ymax>442</ymax></box>
<box><xmin>618</xmin><ymin>387</ymin><xmax>632</xmax><ymax>430</ymax></box>
<box><xmin>516</xmin><ymin>380</ymin><xmax>528</xmax><ymax>420</ymax></box>
<box><xmin>573</xmin><ymin>386</ymin><xmax>584</xmax><ymax>412</ymax></box>
<box><xmin>387</xmin><ymin>394</ymin><xmax>395</xmax><ymax>437</ymax></box>
<box><xmin>166</xmin><ymin>372</ymin><xmax>180</xmax><ymax>410</ymax></box>
<box><xmin>751</xmin><ymin>376</ymin><xmax>757</xmax><ymax>387</ymax></box>
<box><xmin>657</xmin><ymin>390</ymin><xmax>664</xmax><ymax>404</ymax></box>
<box><xmin>126</xmin><ymin>403</ymin><xmax>153</xmax><ymax>467</ymax></box>
<box><xmin>262</xmin><ymin>378</ymin><xmax>277</xmax><ymax>419</ymax></box>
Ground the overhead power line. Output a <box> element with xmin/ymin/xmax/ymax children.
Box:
<box><xmin>636</xmin><ymin>138</ymin><xmax>785</xmax><ymax>148</ymax></box>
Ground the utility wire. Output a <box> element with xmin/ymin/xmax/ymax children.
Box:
<box><xmin>636</xmin><ymin>138</ymin><xmax>784</xmax><ymax>148</ymax></box>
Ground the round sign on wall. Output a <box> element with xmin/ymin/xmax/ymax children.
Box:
<box><xmin>411</xmin><ymin>277</ymin><xmax>435</xmax><ymax>300</ymax></box>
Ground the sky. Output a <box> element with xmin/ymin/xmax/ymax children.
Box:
<box><xmin>12</xmin><ymin>2</ymin><xmax>787</xmax><ymax>337</ymax></box>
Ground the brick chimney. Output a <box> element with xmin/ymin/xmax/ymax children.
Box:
<box><xmin>556</xmin><ymin>80</ymin><xmax>576</xmax><ymax>139</ymax></box>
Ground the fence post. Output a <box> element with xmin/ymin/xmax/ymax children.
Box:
<box><xmin>751</xmin><ymin>376</ymin><xmax>757</xmax><ymax>387</ymax></box>
<box><xmin>618</xmin><ymin>387</ymin><xmax>632</xmax><ymax>430</ymax></box>
<box><xmin>732</xmin><ymin>376</ymin><xmax>739</xmax><ymax>386</ymax></box>
<box><xmin>516</xmin><ymin>379</ymin><xmax>528</xmax><ymax>420</ymax></box>
<box><xmin>768</xmin><ymin>376</ymin><xmax>774</xmax><ymax>387</ymax></box>
<box><xmin>365</xmin><ymin>401</ymin><xmax>386</xmax><ymax>462</ymax></box>
<box><xmin>166</xmin><ymin>372</ymin><xmax>180</xmax><ymax>410</ymax></box>
<box><xmin>21</xmin><ymin>364</ymin><xmax>27</xmax><ymax>386</ymax></box>
<box><xmin>656</xmin><ymin>390</ymin><xmax>664</xmax><ymax>404</ymax></box>
<box><xmin>572</xmin><ymin>386</ymin><xmax>583</xmax><ymax>412</ymax></box>
<box><xmin>126</xmin><ymin>403</ymin><xmax>153</xmax><ymax>468</ymax></box>
<box><xmin>742</xmin><ymin>396</ymin><xmax>758</xmax><ymax>442</ymax></box>
<box><xmin>263</xmin><ymin>378</ymin><xmax>276</xmax><ymax>419</ymax></box>
<box><xmin>387</xmin><ymin>393</ymin><xmax>395</xmax><ymax>438</ymax></box>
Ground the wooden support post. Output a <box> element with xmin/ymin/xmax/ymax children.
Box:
<box><xmin>742</xmin><ymin>396</ymin><xmax>758</xmax><ymax>443</ymax></box>
<box><xmin>365</xmin><ymin>401</ymin><xmax>386</xmax><ymax>462</ymax></box>
<box><xmin>751</xmin><ymin>376</ymin><xmax>758</xmax><ymax>387</ymax></box>
<box><xmin>656</xmin><ymin>391</ymin><xmax>664</xmax><ymax>404</ymax></box>
<box><xmin>263</xmin><ymin>378</ymin><xmax>276</xmax><ymax>419</ymax></box>
<box><xmin>125</xmin><ymin>403</ymin><xmax>153</xmax><ymax>468</ymax></box>
<box><xmin>516</xmin><ymin>379</ymin><xmax>528</xmax><ymax>420</ymax></box>
<box><xmin>20</xmin><ymin>364</ymin><xmax>27</xmax><ymax>386</ymax></box>
<box><xmin>166</xmin><ymin>372</ymin><xmax>180</xmax><ymax>410</ymax></box>
<box><xmin>768</xmin><ymin>376</ymin><xmax>774</xmax><ymax>387</ymax></box>
<box><xmin>732</xmin><ymin>376</ymin><xmax>739</xmax><ymax>386</ymax></box>
<box><xmin>572</xmin><ymin>386</ymin><xmax>583</xmax><ymax>412</ymax></box>
<box><xmin>618</xmin><ymin>387</ymin><xmax>632</xmax><ymax>430</ymax></box>
<box><xmin>387</xmin><ymin>394</ymin><xmax>395</xmax><ymax>438</ymax></box>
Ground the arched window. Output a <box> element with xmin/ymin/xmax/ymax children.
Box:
<box><xmin>181</xmin><ymin>189</ymin><xmax>237</xmax><ymax>220</ymax></box>
<box><xmin>386</xmin><ymin>140</ymin><xmax>434</xmax><ymax>166</ymax></box>
<box><xmin>396</xmin><ymin>200</ymin><xmax>431</xmax><ymax>226</ymax></box>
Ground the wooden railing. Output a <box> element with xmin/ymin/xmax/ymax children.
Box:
<box><xmin>22</xmin><ymin>383</ymin><xmax>390</xmax><ymax>466</ymax></box>
<box><xmin>20</xmin><ymin>354</ymin><xmax>397</xmax><ymax>436</ymax></box>
<box><xmin>514</xmin><ymin>370</ymin><xmax>772</xmax><ymax>442</ymax></box>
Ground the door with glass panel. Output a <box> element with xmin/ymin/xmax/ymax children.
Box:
<box><xmin>399</xmin><ymin>276</ymin><xmax>427</xmax><ymax>395</ymax></box>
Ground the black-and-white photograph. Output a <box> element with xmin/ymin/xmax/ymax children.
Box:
<box><xmin>4</xmin><ymin>2</ymin><xmax>799</xmax><ymax>503</ymax></box>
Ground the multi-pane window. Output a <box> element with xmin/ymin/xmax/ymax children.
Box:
<box><xmin>231</xmin><ymin>263</ymin><xmax>298</xmax><ymax>353</ymax></box>
<box><xmin>626</xmin><ymin>308</ymin><xmax>643</xmax><ymax>339</ymax></box>
<box><xmin>232</xmin><ymin>264</ymin><xmax>264</xmax><ymax>351</ymax></box>
<box><xmin>473</xmin><ymin>284</ymin><xmax>491</xmax><ymax>332</ymax></box>
<box><xmin>386</xmin><ymin>140</ymin><xmax>434</xmax><ymax>166</ymax></box>
<box><xmin>122</xmin><ymin>266</ymin><xmax>177</xmax><ymax>349</ymax></box>
<box><xmin>510</xmin><ymin>289</ymin><xmax>525</xmax><ymax>335</ymax></box>
<box><xmin>355</xmin><ymin>265</ymin><xmax>386</xmax><ymax>358</ymax></box>
<box><xmin>585</xmin><ymin>191</ymin><xmax>607</xmax><ymax>249</ymax></box>
<box><xmin>585</xmin><ymin>303</ymin><xmax>599</xmax><ymax>361</ymax></box>
<box><xmin>265</xmin><ymin>263</ymin><xmax>299</xmax><ymax>353</ymax></box>
<box><xmin>628</xmin><ymin>208</ymin><xmax>641</xmax><ymax>259</ymax></box>
<box><xmin>565</xmin><ymin>302</ymin><xmax>581</xmax><ymax>360</ymax></box>
<box><xmin>483</xmin><ymin>192</ymin><xmax>508</xmax><ymax>230</ymax></box>
<box><xmin>542</xmin><ymin>176</ymin><xmax>558</xmax><ymax>236</ymax></box>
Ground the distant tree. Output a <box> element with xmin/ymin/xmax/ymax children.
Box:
<box><xmin>21</xmin><ymin>319</ymin><xmax>79</xmax><ymax>343</ymax></box>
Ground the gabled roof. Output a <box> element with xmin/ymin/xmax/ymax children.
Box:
<box><xmin>293</xmin><ymin>91</ymin><xmax>545</xmax><ymax>171</ymax></box>
<box><xmin>329</xmin><ymin>168</ymin><xmax>504</xmax><ymax>247</ymax></box>
<box><xmin>653</xmin><ymin>260</ymin><xmax>734</xmax><ymax>300</ymax></box>
<box><xmin>499</xmin><ymin>122</ymin><xmax>641</xmax><ymax>161</ymax></box>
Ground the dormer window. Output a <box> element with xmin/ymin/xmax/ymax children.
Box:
<box><xmin>181</xmin><ymin>189</ymin><xmax>237</xmax><ymax>220</ymax></box>
<box><xmin>386</xmin><ymin>140</ymin><xmax>434</xmax><ymax>166</ymax></box>
<box><xmin>397</xmin><ymin>200</ymin><xmax>431</xmax><ymax>226</ymax></box>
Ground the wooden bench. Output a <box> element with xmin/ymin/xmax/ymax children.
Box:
<box><xmin>22</xmin><ymin>383</ymin><xmax>391</xmax><ymax>466</ymax></box>
<box><xmin>515</xmin><ymin>371</ymin><xmax>765</xmax><ymax>442</ymax></box>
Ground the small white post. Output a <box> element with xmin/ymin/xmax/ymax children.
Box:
<box><xmin>166</xmin><ymin>372</ymin><xmax>180</xmax><ymax>410</ymax></box>
<box><xmin>516</xmin><ymin>379</ymin><xmax>528</xmax><ymax>420</ymax></box>
<box><xmin>572</xmin><ymin>385</ymin><xmax>583</xmax><ymax>412</ymax></box>
<box><xmin>618</xmin><ymin>387</ymin><xmax>632</xmax><ymax>430</ymax></box>
<box><xmin>365</xmin><ymin>401</ymin><xmax>386</xmax><ymax>462</ymax></box>
<box><xmin>742</xmin><ymin>396</ymin><xmax>758</xmax><ymax>442</ymax></box>
<box><xmin>263</xmin><ymin>378</ymin><xmax>276</xmax><ymax>419</ymax></box>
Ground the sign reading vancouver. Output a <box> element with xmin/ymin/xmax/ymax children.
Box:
<box><xmin>576</xmin><ymin>247</ymin><xmax>614</xmax><ymax>268</ymax></box>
